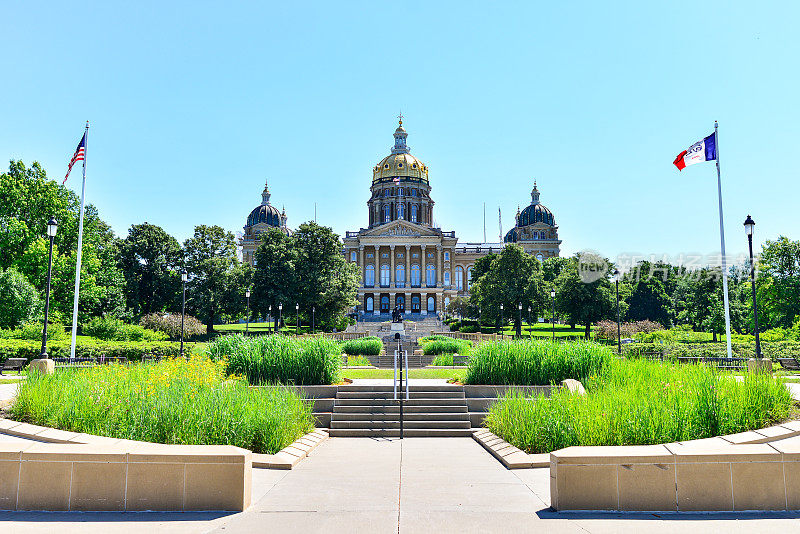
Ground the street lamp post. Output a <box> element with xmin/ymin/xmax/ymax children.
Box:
<box><xmin>245</xmin><ymin>290</ymin><xmax>250</xmax><ymax>335</ymax></box>
<box><xmin>744</xmin><ymin>215</ymin><xmax>763</xmax><ymax>359</ymax></box>
<box><xmin>528</xmin><ymin>306</ymin><xmax>532</xmax><ymax>338</ymax></box>
<box><xmin>40</xmin><ymin>217</ymin><xmax>58</xmax><ymax>359</ymax></box>
<box><xmin>312</xmin><ymin>306</ymin><xmax>316</xmax><ymax>334</ymax></box>
<box><xmin>613</xmin><ymin>270</ymin><xmax>621</xmax><ymax>354</ymax></box>
<box><xmin>517</xmin><ymin>303</ymin><xmax>523</xmax><ymax>338</ymax></box>
<box><xmin>180</xmin><ymin>270</ymin><xmax>188</xmax><ymax>358</ymax></box>
<box><xmin>478</xmin><ymin>307</ymin><xmax>482</xmax><ymax>335</ymax></box>
<box><xmin>550</xmin><ymin>289</ymin><xmax>556</xmax><ymax>343</ymax></box>
<box><xmin>278</xmin><ymin>303</ymin><xmax>283</xmax><ymax>334</ymax></box>
<box><xmin>296</xmin><ymin>303</ymin><xmax>300</xmax><ymax>335</ymax></box>
<box><xmin>268</xmin><ymin>304</ymin><xmax>273</xmax><ymax>334</ymax></box>
<box><xmin>499</xmin><ymin>303</ymin><xmax>504</xmax><ymax>335</ymax></box>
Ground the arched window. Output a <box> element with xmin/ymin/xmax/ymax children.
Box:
<box><xmin>366</xmin><ymin>296</ymin><xmax>374</xmax><ymax>312</ymax></box>
<box><xmin>411</xmin><ymin>295</ymin><xmax>421</xmax><ymax>311</ymax></box>
<box><xmin>396</xmin><ymin>264</ymin><xmax>405</xmax><ymax>288</ymax></box>
<box><xmin>411</xmin><ymin>205</ymin><xmax>418</xmax><ymax>223</ymax></box>
<box><xmin>365</xmin><ymin>265</ymin><xmax>375</xmax><ymax>287</ymax></box>
<box><xmin>381</xmin><ymin>295</ymin><xmax>390</xmax><ymax>312</ymax></box>
<box><xmin>427</xmin><ymin>296</ymin><xmax>435</xmax><ymax>312</ymax></box>
<box><xmin>443</xmin><ymin>271</ymin><xmax>450</xmax><ymax>287</ymax></box>
<box><xmin>536</xmin><ymin>253</ymin><xmax>544</xmax><ymax>262</ymax></box>
<box><xmin>467</xmin><ymin>267</ymin><xmax>473</xmax><ymax>290</ymax></box>
<box><xmin>444</xmin><ymin>297</ymin><xmax>450</xmax><ymax>310</ymax></box>
<box><xmin>411</xmin><ymin>264</ymin><xmax>421</xmax><ymax>286</ymax></box>
<box><xmin>426</xmin><ymin>264</ymin><xmax>436</xmax><ymax>287</ymax></box>
<box><xmin>380</xmin><ymin>264</ymin><xmax>390</xmax><ymax>287</ymax></box>
<box><xmin>398</xmin><ymin>202</ymin><xmax>405</xmax><ymax>219</ymax></box>
<box><xmin>384</xmin><ymin>204</ymin><xmax>391</xmax><ymax>223</ymax></box>
<box><xmin>455</xmin><ymin>266</ymin><xmax>464</xmax><ymax>290</ymax></box>
<box><xmin>396</xmin><ymin>294</ymin><xmax>405</xmax><ymax>310</ymax></box>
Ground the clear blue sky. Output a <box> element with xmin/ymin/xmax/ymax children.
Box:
<box><xmin>3</xmin><ymin>1</ymin><xmax>797</xmax><ymax>265</ymax></box>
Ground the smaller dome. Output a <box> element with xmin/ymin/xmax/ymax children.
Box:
<box><xmin>246</xmin><ymin>203</ymin><xmax>282</xmax><ymax>227</ymax></box>
<box><xmin>504</xmin><ymin>228</ymin><xmax>518</xmax><ymax>243</ymax></box>
<box><xmin>518</xmin><ymin>203</ymin><xmax>555</xmax><ymax>227</ymax></box>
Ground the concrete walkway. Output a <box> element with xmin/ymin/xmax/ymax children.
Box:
<box><xmin>2</xmin><ymin>437</ymin><xmax>800</xmax><ymax>532</ymax></box>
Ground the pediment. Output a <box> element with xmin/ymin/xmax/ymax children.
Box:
<box><xmin>361</xmin><ymin>220</ymin><xmax>438</xmax><ymax>238</ymax></box>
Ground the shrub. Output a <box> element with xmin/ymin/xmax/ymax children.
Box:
<box><xmin>11</xmin><ymin>356</ymin><xmax>314</xmax><ymax>454</ymax></box>
<box><xmin>622</xmin><ymin>341</ymin><xmax>800</xmax><ymax>361</ymax></box>
<box><xmin>341</xmin><ymin>336</ymin><xmax>382</xmax><ymax>356</ymax></box>
<box><xmin>595</xmin><ymin>320</ymin><xmax>662</xmax><ymax>342</ymax></box>
<box><xmin>486</xmin><ymin>358</ymin><xmax>793</xmax><ymax>453</ymax></box>
<box><xmin>0</xmin><ymin>268</ymin><xmax>41</xmax><ymax>328</ymax></box>
<box><xmin>464</xmin><ymin>339</ymin><xmax>612</xmax><ymax>385</ymax></box>
<box><xmin>420</xmin><ymin>335</ymin><xmax>472</xmax><ymax>355</ymax></box>
<box><xmin>346</xmin><ymin>355</ymin><xmax>372</xmax><ymax>366</ymax></box>
<box><xmin>140</xmin><ymin>312</ymin><xmax>206</xmax><ymax>339</ymax></box>
<box><xmin>213</xmin><ymin>334</ymin><xmax>342</xmax><ymax>385</ymax></box>
<box><xmin>0</xmin><ymin>322</ymin><xmax>68</xmax><ymax>341</ymax></box>
<box><xmin>83</xmin><ymin>317</ymin><xmax>167</xmax><ymax>342</ymax></box>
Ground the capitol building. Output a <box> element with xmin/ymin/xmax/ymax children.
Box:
<box><xmin>241</xmin><ymin>119</ymin><xmax>561</xmax><ymax>317</ymax></box>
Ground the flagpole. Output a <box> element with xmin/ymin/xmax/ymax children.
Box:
<box><xmin>714</xmin><ymin>120</ymin><xmax>733</xmax><ymax>359</ymax></box>
<box><xmin>69</xmin><ymin>121</ymin><xmax>89</xmax><ymax>361</ymax></box>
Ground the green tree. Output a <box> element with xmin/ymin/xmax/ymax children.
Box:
<box><xmin>118</xmin><ymin>223</ymin><xmax>183</xmax><ymax>317</ymax></box>
<box><xmin>757</xmin><ymin>236</ymin><xmax>800</xmax><ymax>328</ymax></box>
<box><xmin>0</xmin><ymin>268</ymin><xmax>41</xmax><ymax>328</ymax></box>
<box><xmin>469</xmin><ymin>245</ymin><xmax>547</xmax><ymax>336</ymax></box>
<box><xmin>251</xmin><ymin>223</ymin><xmax>359</xmax><ymax>330</ymax></box>
<box><xmin>626</xmin><ymin>277</ymin><xmax>671</xmax><ymax>326</ymax></box>
<box><xmin>554</xmin><ymin>258</ymin><xmax>615</xmax><ymax>339</ymax></box>
<box><xmin>184</xmin><ymin>225</ymin><xmax>245</xmax><ymax>332</ymax></box>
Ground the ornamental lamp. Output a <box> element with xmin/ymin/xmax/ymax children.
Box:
<box><xmin>47</xmin><ymin>217</ymin><xmax>58</xmax><ymax>237</ymax></box>
<box><xmin>744</xmin><ymin>215</ymin><xmax>755</xmax><ymax>237</ymax></box>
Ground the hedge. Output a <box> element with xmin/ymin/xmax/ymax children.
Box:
<box><xmin>0</xmin><ymin>339</ymin><xmax>203</xmax><ymax>363</ymax></box>
<box><xmin>622</xmin><ymin>341</ymin><xmax>800</xmax><ymax>361</ymax></box>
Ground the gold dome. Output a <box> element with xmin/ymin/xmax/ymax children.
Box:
<box><xmin>372</xmin><ymin>121</ymin><xmax>429</xmax><ymax>183</ymax></box>
<box><xmin>372</xmin><ymin>153</ymin><xmax>429</xmax><ymax>183</ymax></box>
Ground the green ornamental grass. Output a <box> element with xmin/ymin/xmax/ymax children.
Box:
<box><xmin>464</xmin><ymin>339</ymin><xmax>612</xmax><ymax>385</ymax></box>
<box><xmin>210</xmin><ymin>334</ymin><xmax>342</xmax><ymax>385</ymax></box>
<box><xmin>485</xmin><ymin>358</ymin><xmax>793</xmax><ymax>453</ymax></box>
<box><xmin>420</xmin><ymin>335</ymin><xmax>472</xmax><ymax>356</ymax></box>
<box><xmin>341</xmin><ymin>336</ymin><xmax>382</xmax><ymax>356</ymax></box>
<box><xmin>12</xmin><ymin>356</ymin><xmax>314</xmax><ymax>454</ymax></box>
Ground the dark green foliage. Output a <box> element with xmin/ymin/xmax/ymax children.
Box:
<box><xmin>213</xmin><ymin>334</ymin><xmax>342</xmax><ymax>385</ymax></box>
<box><xmin>0</xmin><ymin>339</ymin><xmax>197</xmax><ymax>363</ymax></box>
<box><xmin>139</xmin><ymin>312</ymin><xmax>206</xmax><ymax>339</ymax></box>
<box><xmin>82</xmin><ymin>316</ymin><xmax>167</xmax><ymax>341</ymax></box>
<box><xmin>464</xmin><ymin>339</ymin><xmax>612</xmax><ymax>385</ymax></box>
<box><xmin>626</xmin><ymin>277</ymin><xmax>671</xmax><ymax>326</ymax></box>
<box><xmin>0</xmin><ymin>268</ymin><xmax>41</xmax><ymax>328</ymax></box>
<box><xmin>341</xmin><ymin>336</ymin><xmax>382</xmax><ymax>356</ymax></box>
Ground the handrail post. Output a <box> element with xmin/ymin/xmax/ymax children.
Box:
<box><xmin>395</xmin><ymin>332</ymin><xmax>403</xmax><ymax>439</ymax></box>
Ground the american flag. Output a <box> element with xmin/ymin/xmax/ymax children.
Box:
<box><xmin>63</xmin><ymin>132</ymin><xmax>86</xmax><ymax>184</ymax></box>
<box><xmin>393</xmin><ymin>176</ymin><xmax>400</xmax><ymax>184</ymax></box>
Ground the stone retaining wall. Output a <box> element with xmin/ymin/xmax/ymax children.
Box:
<box><xmin>0</xmin><ymin>441</ymin><xmax>250</xmax><ymax>512</ymax></box>
<box><xmin>550</xmin><ymin>421</ymin><xmax>800</xmax><ymax>511</ymax></box>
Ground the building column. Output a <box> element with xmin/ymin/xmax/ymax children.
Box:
<box><xmin>421</xmin><ymin>245</ymin><xmax>427</xmax><ymax>288</ymax></box>
<box><xmin>359</xmin><ymin>245</ymin><xmax>365</xmax><ymax>286</ymax></box>
<box><xmin>436</xmin><ymin>245</ymin><xmax>443</xmax><ymax>288</ymax></box>
<box><xmin>390</xmin><ymin>244</ymin><xmax>396</xmax><ymax>289</ymax></box>
<box><xmin>374</xmin><ymin>245</ymin><xmax>380</xmax><ymax>289</ymax></box>
<box><xmin>405</xmin><ymin>245</ymin><xmax>411</xmax><ymax>288</ymax></box>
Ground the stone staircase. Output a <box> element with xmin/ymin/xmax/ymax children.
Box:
<box><xmin>328</xmin><ymin>384</ymin><xmax>473</xmax><ymax>437</ymax></box>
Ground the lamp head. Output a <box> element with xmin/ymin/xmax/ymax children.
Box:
<box><xmin>245</xmin><ymin>290</ymin><xmax>250</xmax><ymax>298</ymax></box>
<box><xmin>550</xmin><ymin>289</ymin><xmax>556</xmax><ymax>298</ymax></box>
<box><xmin>613</xmin><ymin>269</ymin><xmax>620</xmax><ymax>282</ymax></box>
<box><xmin>744</xmin><ymin>215</ymin><xmax>755</xmax><ymax>237</ymax></box>
<box><xmin>500</xmin><ymin>304</ymin><xmax>504</xmax><ymax>310</ymax></box>
<box><xmin>181</xmin><ymin>271</ymin><xmax>188</xmax><ymax>282</ymax></box>
<box><xmin>518</xmin><ymin>303</ymin><xmax>523</xmax><ymax>310</ymax></box>
<box><xmin>46</xmin><ymin>217</ymin><xmax>58</xmax><ymax>237</ymax></box>
<box><xmin>296</xmin><ymin>303</ymin><xmax>299</xmax><ymax>311</ymax></box>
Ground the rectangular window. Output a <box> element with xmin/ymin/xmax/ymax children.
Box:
<box><xmin>350</xmin><ymin>251</ymin><xmax>357</xmax><ymax>262</ymax></box>
<box><xmin>444</xmin><ymin>252</ymin><xmax>450</xmax><ymax>261</ymax></box>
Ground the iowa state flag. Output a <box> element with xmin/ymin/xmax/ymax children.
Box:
<box><xmin>673</xmin><ymin>133</ymin><xmax>716</xmax><ymax>171</ymax></box>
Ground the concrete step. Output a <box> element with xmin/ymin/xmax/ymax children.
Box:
<box><xmin>334</xmin><ymin>398</ymin><xmax>468</xmax><ymax>407</ymax></box>
<box><xmin>328</xmin><ymin>428</ymin><xmax>475</xmax><ymax>438</ymax></box>
<box><xmin>338</xmin><ymin>385</ymin><xmax>464</xmax><ymax>393</ymax></box>
<box><xmin>330</xmin><ymin>420</ymin><xmax>471</xmax><ymax>430</ymax></box>
<box><xmin>336</xmin><ymin>391</ymin><xmax>465</xmax><ymax>400</ymax></box>
<box><xmin>332</xmin><ymin>405</ymin><xmax>468</xmax><ymax>414</ymax></box>
<box><xmin>331</xmin><ymin>412</ymin><xmax>469</xmax><ymax>421</ymax></box>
